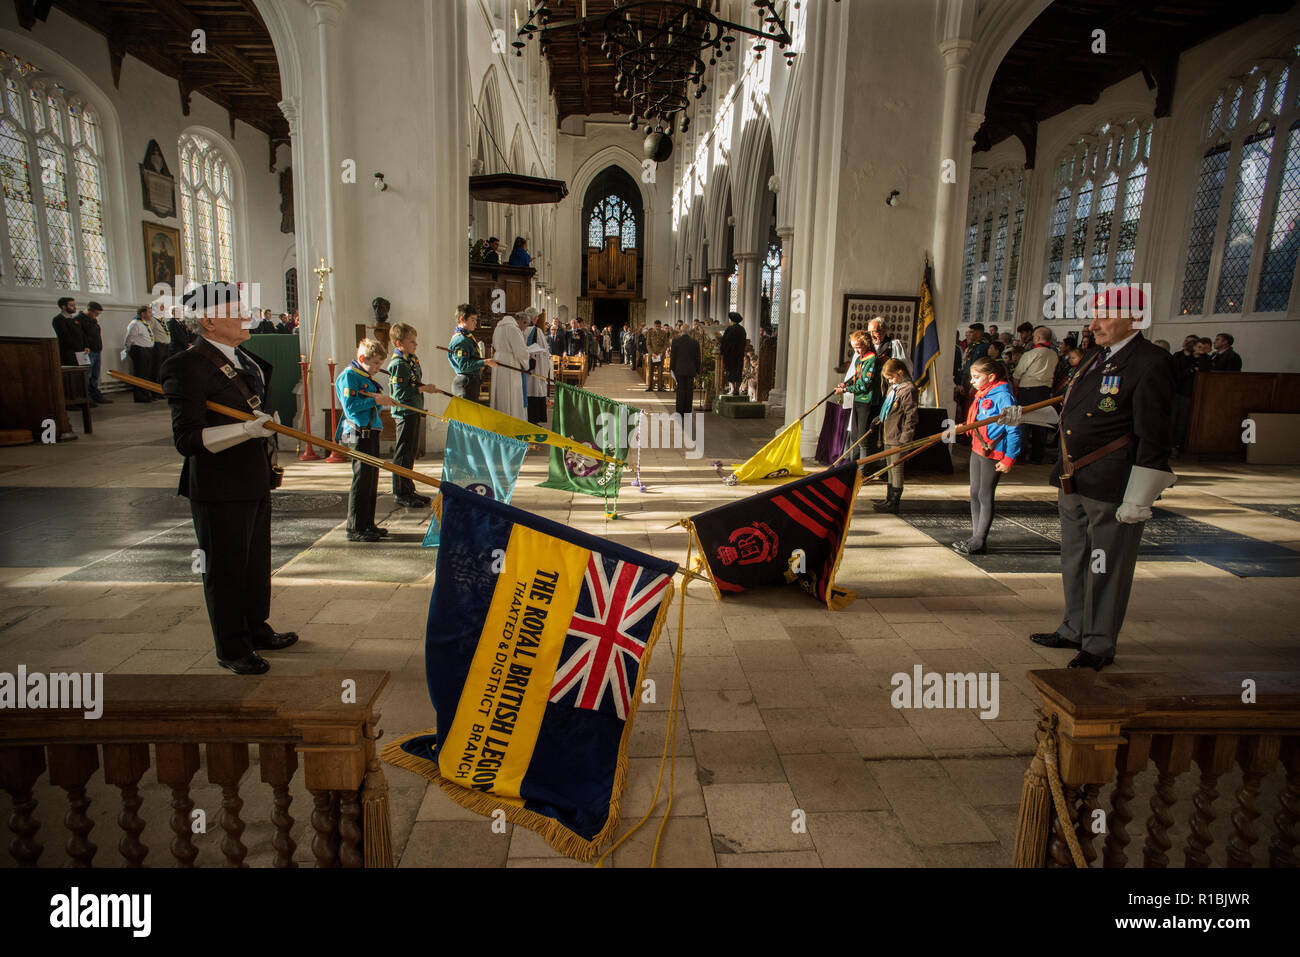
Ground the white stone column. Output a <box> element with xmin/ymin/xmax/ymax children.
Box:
<box><xmin>737</xmin><ymin>252</ymin><xmax>762</xmax><ymax>345</ymax></box>
<box><xmin>307</xmin><ymin>0</ymin><xmax>345</xmax><ymax>366</ymax></box>
<box><xmin>692</xmin><ymin>279</ymin><xmax>707</xmax><ymax>323</ymax></box>
<box><xmin>709</xmin><ymin>267</ymin><xmax>729</xmax><ymax>322</ymax></box>
<box><xmin>768</xmin><ymin>225</ymin><xmax>794</xmax><ymax>413</ymax></box>
<box><xmin>930</xmin><ymin>37</ymin><xmax>978</xmax><ymax>417</ymax></box>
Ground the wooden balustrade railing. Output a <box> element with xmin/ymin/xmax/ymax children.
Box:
<box><xmin>0</xmin><ymin>669</ymin><xmax>390</xmax><ymax>868</ymax></box>
<box><xmin>1016</xmin><ymin>670</ymin><xmax>1300</xmax><ymax>868</ymax></box>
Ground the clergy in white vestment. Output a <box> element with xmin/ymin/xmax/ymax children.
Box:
<box><xmin>490</xmin><ymin>312</ymin><xmax>531</xmax><ymax>420</ymax></box>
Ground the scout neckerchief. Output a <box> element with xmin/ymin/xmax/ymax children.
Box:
<box><xmin>965</xmin><ymin>379</ymin><xmax>1004</xmax><ymax>456</ymax></box>
<box><xmin>880</xmin><ymin>383</ymin><xmax>897</xmax><ymax>423</ymax></box>
<box><xmin>131</xmin><ymin>316</ymin><xmax>154</xmax><ymax>344</ymax></box>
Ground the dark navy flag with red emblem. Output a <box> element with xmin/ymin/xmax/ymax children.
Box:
<box><xmin>688</xmin><ymin>462</ymin><xmax>862</xmax><ymax>609</ymax></box>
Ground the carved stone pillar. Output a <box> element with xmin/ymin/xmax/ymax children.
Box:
<box><xmin>737</xmin><ymin>252</ymin><xmax>762</xmax><ymax>346</ymax></box>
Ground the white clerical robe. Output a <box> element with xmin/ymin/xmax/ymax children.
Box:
<box><xmin>490</xmin><ymin>319</ymin><xmax>529</xmax><ymax>419</ymax></box>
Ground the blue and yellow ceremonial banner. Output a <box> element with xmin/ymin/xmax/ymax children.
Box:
<box><xmin>912</xmin><ymin>257</ymin><xmax>941</xmax><ymax>396</ymax></box>
<box><xmin>729</xmin><ymin>421</ymin><xmax>807</xmax><ymax>483</ymax></box>
<box><xmin>382</xmin><ymin>481</ymin><xmax>678</xmax><ymax>861</ymax></box>
<box><xmin>444</xmin><ymin>395</ymin><xmax>622</xmax><ymax>466</ymax></box>
<box><xmin>423</xmin><ymin>420</ymin><xmax>528</xmax><ymax>547</ymax></box>
<box><xmin>538</xmin><ymin>382</ymin><xmax>636</xmax><ymax>512</ymax></box>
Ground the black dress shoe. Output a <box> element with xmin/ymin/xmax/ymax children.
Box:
<box><xmin>1067</xmin><ymin>650</ymin><xmax>1114</xmax><ymax>671</ymax></box>
<box><xmin>253</xmin><ymin>631</ymin><xmax>299</xmax><ymax>651</ymax></box>
<box><xmin>414</xmin><ymin>493</ymin><xmax>432</xmax><ymax>506</ymax></box>
<box><xmin>394</xmin><ymin>497</ymin><xmax>427</xmax><ymax>508</ymax></box>
<box><xmin>366</xmin><ymin>526</ymin><xmax>389</xmax><ymax>537</ymax></box>
<box><xmin>347</xmin><ymin>529</ymin><xmax>381</xmax><ymax>542</ymax></box>
<box><xmin>1031</xmin><ymin>632</ymin><xmax>1082</xmax><ymax>649</ymax></box>
<box><xmin>217</xmin><ymin>652</ymin><xmax>270</xmax><ymax>675</ymax></box>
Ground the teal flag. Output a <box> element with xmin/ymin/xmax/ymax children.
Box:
<box><xmin>423</xmin><ymin>420</ymin><xmax>528</xmax><ymax>547</ymax></box>
<box><xmin>538</xmin><ymin>382</ymin><xmax>637</xmax><ymax>514</ymax></box>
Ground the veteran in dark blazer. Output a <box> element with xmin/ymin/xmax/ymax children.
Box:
<box><xmin>160</xmin><ymin>282</ymin><xmax>298</xmax><ymax>675</ymax></box>
<box><xmin>1016</xmin><ymin>285</ymin><xmax>1175</xmax><ymax>671</ymax></box>
<box><xmin>670</xmin><ymin>328</ymin><xmax>701</xmax><ymax>415</ymax></box>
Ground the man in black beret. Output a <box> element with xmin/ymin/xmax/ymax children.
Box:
<box><xmin>160</xmin><ymin>281</ymin><xmax>298</xmax><ymax>675</ymax></box>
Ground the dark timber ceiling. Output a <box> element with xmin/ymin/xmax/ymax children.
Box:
<box><xmin>14</xmin><ymin>0</ymin><xmax>288</xmax><ymax>166</ymax></box>
<box><xmin>978</xmin><ymin>0</ymin><xmax>1298</xmax><ymax>167</ymax></box>
<box><xmin>536</xmin><ymin>0</ymin><xmax>628</xmax><ymax>119</ymax></box>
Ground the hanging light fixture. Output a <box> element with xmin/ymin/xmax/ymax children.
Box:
<box><xmin>516</xmin><ymin>0</ymin><xmax>799</xmax><ymax>162</ymax></box>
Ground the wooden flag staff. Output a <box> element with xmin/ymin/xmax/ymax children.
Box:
<box><xmin>109</xmin><ymin>370</ymin><xmax>443</xmax><ymax>488</ymax></box>
<box><xmin>433</xmin><ymin>344</ymin><xmax>551</xmax><ymax>382</ymax></box>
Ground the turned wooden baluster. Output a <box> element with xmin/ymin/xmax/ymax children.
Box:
<box><xmin>1270</xmin><ymin>738</ymin><xmax>1299</xmax><ymax>868</ymax></box>
<box><xmin>102</xmin><ymin>743</ymin><xmax>150</xmax><ymax>866</ymax></box>
<box><xmin>309</xmin><ymin>789</ymin><xmax>340</xmax><ymax>868</ymax></box>
<box><xmin>1075</xmin><ymin>783</ymin><xmax>1102</xmax><ymax>865</ymax></box>
<box><xmin>1047</xmin><ymin>783</ymin><xmax>1081</xmax><ymax>867</ymax></box>
<box><xmin>0</xmin><ymin>746</ymin><xmax>46</xmax><ymax>866</ymax></box>
<box><xmin>155</xmin><ymin>742</ymin><xmax>201</xmax><ymax>867</ymax></box>
<box><xmin>259</xmin><ymin>743</ymin><xmax>298</xmax><ymax>868</ymax></box>
<box><xmin>1104</xmin><ymin>734</ymin><xmax>1150</xmax><ymax>868</ymax></box>
<box><xmin>206</xmin><ymin>742</ymin><xmax>250</xmax><ymax>868</ymax></box>
<box><xmin>1227</xmin><ymin>735</ymin><xmax>1281</xmax><ymax>868</ymax></box>
<box><xmin>1184</xmin><ymin>734</ymin><xmax>1237</xmax><ymax>868</ymax></box>
<box><xmin>47</xmin><ymin>744</ymin><xmax>100</xmax><ymax>866</ymax></box>
<box><xmin>1143</xmin><ymin>735</ymin><xmax>1193</xmax><ymax>868</ymax></box>
<box><xmin>338</xmin><ymin>789</ymin><xmax>362</xmax><ymax>868</ymax></box>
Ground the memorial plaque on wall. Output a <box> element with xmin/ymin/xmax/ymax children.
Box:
<box><xmin>139</xmin><ymin>140</ymin><xmax>176</xmax><ymax>218</ymax></box>
<box><xmin>839</xmin><ymin>294</ymin><xmax>919</xmax><ymax>366</ymax></box>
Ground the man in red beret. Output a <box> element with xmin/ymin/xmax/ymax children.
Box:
<box><xmin>1000</xmin><ymin>284</ymin><xmax>1175</xmax><ymax>670</ymax></box>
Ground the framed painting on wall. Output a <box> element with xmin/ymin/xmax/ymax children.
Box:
<box><xmin>142</xmin><ymin>221</ymin><xmax>182</xmax><ymax>291</ymax></box>
<box><xmin>839</xmin><ymin>293</ymin><xmax>919</xmax><ymax>367</ymax></box>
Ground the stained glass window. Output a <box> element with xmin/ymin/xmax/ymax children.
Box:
<box><xmin>1256</xmin><ymin>120</ymin><xmax>1300</xmax><ymax>311</ymax></box>
<box><xmin>0</xmin><ymin>52</ymin><xmax>110</xmax><ymax>293</ymax></box>
<box><xmin>179</xmin><ymin>131</ymin><xmax>236</xmax><ymax>284</ymax></box>
<box><xmin>960</xmin><ymin>169</ymin><xmax>1026</xmax><ymax>328</ymax></box>
<box><xmin>585</xmin><ymin>194</ymin><xmax>637</xmax><ymax>251</ymax></box>
<box><xmin>285</xmin><ymin>267</ymin><xmax>298</xmax><ymax>314</ymax></box>
<box><xmin>761</xmin><ymin>240</ymin><xmax>782</xmax><ymax>329</ymax></box>
<box><xmin>1181</xmin><ymin>55</ymin><xmax>1300</xmax><ymax>314</ymax></box>
<box><xmin>1044</xmin><ymin>117</ymin><xmax>1152</xmax><ymax>315</ymax></box>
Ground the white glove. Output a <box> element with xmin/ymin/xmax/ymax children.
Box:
<box><xmin>242</xmin><ymin>412</ymin><xmax>274</xmax><ymax>438</ymax></box>
<box><xmin>1116</xmin><ymin>465</ymin><xmax>1176</xmax><ymax>524</ymax></box>
<box><xmin>120</xmin><ymin>349</ymin><xmax>128</xmax><ymax>361</ymax></box>
<box><xmin>201</xmin><ymin>414</ymin><xmax>272</xmax><ymax>453</ymax></box>
<box><xmin>997</xmin><ymin>405</ymin><xmax>1023</xmax><ymax>427</ymax></box>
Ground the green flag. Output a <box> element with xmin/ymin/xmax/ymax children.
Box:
<box><xmin>539</xmin><ymin>382</ymin><xmax>638</xmax><ymax>515</ymax></box>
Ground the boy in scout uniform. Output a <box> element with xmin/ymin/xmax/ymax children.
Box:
<box><xmin>337</xmin><ymin>339</ymin><xmax>395</xmax><ymax>542</ymax></box>
<box><xmin>1004</xmin><ymin>285</ymin><xmax>1176</xmax><ymax>671</ymax></box>
<box><xmin>388</xmin><ymin>322</ymin><xmax>437</xmax><ymax>508</ymax></box>
<box><xmin>447</xmin><ymin>303</ymin><xmax>496</xmax><ymax>402</ymax></box>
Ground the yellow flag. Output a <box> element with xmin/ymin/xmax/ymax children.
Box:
<box><xmin>445</xmin><ymin>396</ymin><xmax>623</xmax><ymax>466</ymax></box>
<box><xmin>731</xmin><ymin>421</ymin><xmax>807</xmax><ymax>483</ymax></box>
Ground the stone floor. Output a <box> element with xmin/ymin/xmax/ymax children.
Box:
<box><xmin>2</xmin><ymin>361</ymin><xmax>1298</xmax><ymax>867</ymax></box>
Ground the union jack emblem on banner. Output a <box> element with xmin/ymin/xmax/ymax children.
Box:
<box><xmin>549</xmin><ymin>554</ymin><xmax>670</xmax><ymax>719</ymax></box>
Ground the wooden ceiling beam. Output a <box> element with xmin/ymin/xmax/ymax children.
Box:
<box><xmin>139</xmin><ymin>0</ymin><xmax>280</xmax><ymax>100</ymax></box>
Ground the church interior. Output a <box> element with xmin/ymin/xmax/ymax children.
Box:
<box><xmin>1</xmin><ymin>0</ymin><xmax>1299</xmax><ymax>886</ymax></box>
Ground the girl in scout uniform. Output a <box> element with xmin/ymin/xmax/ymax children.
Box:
<box><xmin>872</xmin><ymin>358</ymin><xmax>919</xmax><ymax>514</ymax></box>
<box><xmin>953</xmin><ymin>357</ymin><xmax>1021</xmax><ymax>556</ymax></box>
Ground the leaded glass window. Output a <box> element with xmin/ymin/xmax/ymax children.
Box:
<box><xmin>0</xmin><ymin>51</ymin><xmax>110</xmax><ymax>293</ymax></box>
<box><xmin>586</xmin><ymin>194</ymin><xmax>637</xmax><ymax>251</ymax></box>
<box><xmin>761</xmin><ymin>240</ymin><xmax>781</xmax><ymax>329</ymax></box>
<box><xmin>1179</xmin><ymin>55</ymin><xmax>1300</xmax><ymax>314</ymax></box>
<box><xmin>285</xmin><ymin>266</ymin><xmax>298</xmax><ymax>314</ymax></box>
<box><xmin>960</xmin><ymin>168</ymin><xmax>1026</xmax><ymax>328</ymax></box>
<box><xmin>179</xmin><ymin>131</ymin><xmax>236</xmax><ymax>284</ymax></box>
<box><xmin>1043</xmin><ymin>117</ymin><xmax>1153</xmax><ymax>311</ymax></box>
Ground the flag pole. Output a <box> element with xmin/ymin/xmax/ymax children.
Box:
<box><xmin>434</xmin><ymin>344</ymin><xmax>550</xmax><ymax>382</ymax></box>
<box><xmin>109</xmin><ymin>370</ymin><xmax>443</xmax><ymax>488</ymax></box>
<box><xmin>853</xmin><ymin>394</ymin><xmax>1063</xmax><ymax>469</ymax></box>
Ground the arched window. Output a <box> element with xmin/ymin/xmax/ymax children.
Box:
<box><xmin>0</xmin><ymin>50</ymin><xmax>109</xmax><ymax>293</ymax></box>
<box><xmin>959</xmin><ymin>168</ymin><xmax>1026</xmax><ymax>327</ymax></box>
<box><xmin>1044</xmin><ymin>117</ymin><xmax>1152</xmax><ymax>303</ymax></box>
<box><xmin>587</xmin><ymin>193</ymin><xmax>638</xmax><ymax>250</ymax></box>
<box><xmin>284</xmin><ymin>266</ymin><xmax>297</xmax><ymax>314</ymax></box>
<box><xmin>1179</xmin><ymin>51</ymin><xmax>1300</xmax><ymax>315</ymax></box>
<box><xmin>178</xmin><ymin>131</ymin><xmax>235</xmax><ymax>283</ymax></box>
<box><xmin>761</xmin><ymin>239</ymin><xmax>782</xmax><ymax>329</ymax></box>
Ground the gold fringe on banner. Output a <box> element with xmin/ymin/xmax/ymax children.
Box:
<box><xmin>380</xmin><ymin>576</ymin><xmax>677</xmax><ymax>863</ymax></box>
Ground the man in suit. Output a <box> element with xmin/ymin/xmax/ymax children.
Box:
<box><xmin>161</xmin><ymin>282</ymin><xmax>298</xmax><ymax>675</ymax></box>
<box><xmin>670</xmin><ymin>324</ymin><xmax>701</xmax><ymax>416</ymax></box>
<box><xmin>1015</xmin><ymin>285</ymin><xmax>1175</xmax><ymax>671</ymax></box>
<box><xmin>1210</xmin><ymin>332</ymin><xmax>1243</xmax><ymax>371</ymax></box>
<box><xmin>52</xmin><ymin>297</ymin><xmax>87</xmax><ymax>366</ymax></box>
